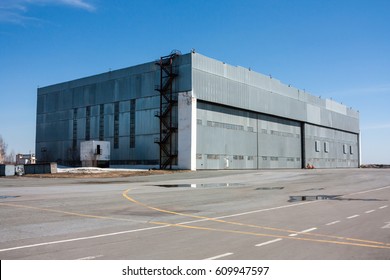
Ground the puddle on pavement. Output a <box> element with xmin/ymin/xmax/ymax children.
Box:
<box><xmin>155</xmin><ymin>183</ymin><xmax>244</xmax><ymax>188</ymax></box>
<box><xmin>0</xmin><ymin>195</ymin><xmax>21</xmax><ymax>199</ymax></box>
<box><xmin>289</xmin><ymin>195</ymin><xmax>386</xmax><ymax>202</ymax></box>
<box><xmin>256</xmin><ymin>187</ymin><xmax>284</xmax><ymax>190</ymax></box>
<box><xmin>289</xmin><ymin>195</ymin><xmax>340</xmax><ymax>202</ymax></box>
<box><xmin>302</xmin><ymin>187</ymin><xmax>325</xmax><ymax>192</ymax></box>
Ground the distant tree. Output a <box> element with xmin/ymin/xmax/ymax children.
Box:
<box><xmin>0</xmin><ymin>135</ymin><xmax>7</xmax><ymax>164</ymax></box>
<box><xmin>6</xmin><ymin>150</ymin><xmax>15</xmax><ymax>164</ymax></box>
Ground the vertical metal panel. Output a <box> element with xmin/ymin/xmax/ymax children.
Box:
<box><xmin>120</xmin><ymin>100</ymin><xmax>130</xmax><ymax>113</ymax></box>
<box><xmin>257</xmin><ymin>115</ymin><xmax>301</xmax><ymax>169</ymax></box>
<box><xmin>304</xmin><ymin>123</ymin><xmax>358</xmax><ymax>168</ymax></box>
<box><xmin>192</xmin><ymin>52</ymin><xmax>359</xmax><ymax>134</ymax></box>
<box><xmin>119</xmin><ymin>112</ymin><xmax>130</xmax><ymax>136</ymax></box>
<box><xmin>196</xmin><ymin>101</ymin><xmax>301</xmax><ymax>169</ymax></box>
<box><xmin>90</xmin><ymin>115</ymin><xmax>99</xmax><ymax>140</ymax></box>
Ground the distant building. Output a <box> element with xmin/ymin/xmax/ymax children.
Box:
<box><xmin>36</xmin><ymin>51</ymin><xmax>360</xmax><ymax>169</ymax></box>
<box><xmin>16</xmin><ymin>154</ymin><xmax>36</xmax><ymax>165</ymax></box>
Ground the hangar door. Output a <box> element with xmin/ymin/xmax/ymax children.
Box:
<box><xmin>196</xmin><ymin>101</ymin><xmax>302</xmax><ymax>169</ymax></box>
<box><xmin>256</xmin><ymin>115</ymin><xmax>301</xmax><ymax>168</ymax></box>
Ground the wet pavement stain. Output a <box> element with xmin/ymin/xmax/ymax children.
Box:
<box><xmin>155</xmin><ymin>183</ymin><xmax>244</xmax><ymax>188</ymax></box>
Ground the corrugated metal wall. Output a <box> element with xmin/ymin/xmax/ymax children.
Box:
<box><xmin>304</xmin><ymin>123</ymin><xmax>359</xmax><ymax>168</ymax></box>
<box><xmin>192</xmin><ymin>53</ymin><xmax>359</xmax><ymax>134</ymax></box>
<box><xmin>36</xmin><ymin>54</ymin><xmax>192</xmax><ymax>166</ymax></box>
<box><xmin>196</xmin><ymin>102</ymin><xmax>258</xmax><ymax>169</ymax></box>
<box><xmin>192</xmin><ymin>52</ymin><xmax>359</xmax><ymax>169</ymax></box>
<box><xmin>196</xmin><ymin>101</ymin><xmax>302</xmax><ymax>169</ymax></box>
<box><xmin>196</xmin><ymin>101</ymin><xmax>359</xmax><ymax>169</ymax></box>
<box><xmin>36</xmin><ymin>52</ymin><xmax>359</xmax><ymax>169</ymax></box>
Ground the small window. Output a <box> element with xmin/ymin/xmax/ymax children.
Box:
<box><xmin>350</xmin><ymin>146</ymin><xmax>354</xmax><ymax>155</ymax></box>
<box><xmin>207</xmin><ymin>154</ymin><xmax>220</xmax><ymax>160</ymax></box>
<box><xmin>315</xmin><ymin>141</ymin><xmax>321</xmax><ymax>152</ymax></box>
<box><xmin>343</xmin><ymin>144</ymin><xmax>348</xmax><ymax>154</ymax></box>
<box><xmin>96</xmin><ymin>145</ymin><xmax>101</xmax><ymax>155</ymax></box>
<box><xmin>324</xmin><ymin>142</ymin><xmax>329</xmax><ymax>153</ymax></box>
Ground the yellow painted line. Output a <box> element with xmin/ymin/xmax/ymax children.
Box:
<box><xmin>151</xmin><ymin>221</ymin><xmax>390</xmax><ymax>250</ymax></box>
<box><xmin>0</xmin><ymin>202</ymin><xmax>142</xmax><ymax>223</ymax></box>
<box><xmin>123</xmin><ymin>188</ymin><xmax>390</xmax><ymax>248</ymax></box>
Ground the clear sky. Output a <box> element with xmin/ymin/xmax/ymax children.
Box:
<box><xmin>0</xmin><ymin>0</ymin><xmax>389</xmax><ymax>164</ymax></box>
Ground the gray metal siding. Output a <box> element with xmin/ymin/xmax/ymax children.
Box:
<box><xmin>257</xmin><ymin>115</ymin><xmax>301</xmax><ymax>169</ymax></box>
<box><xmin>196</xmin><ymin>102</ymin><xmax>301</xmax><ymax>169</ymax></box>
<box><xmin>36</xmin><ymin>52</ymin><xmax>359</xmax><ymax>169</ymax></box>
<box><xmin>196</xmin><ymin>101</ymin><xmax>357</xmax><ymax>169</ymax></box>
<box><xmin>36</xmin><ymin>54</ymin><xmax>192</xmax><ymax>165</ymax></box>
<box><xmin>192</xmin><ymin>53</ymin><xmax>359</xmax><ymax>134</ymax></box>
<box><xmin>304</xmin><ymin>123</ymin><xmax>359</xmax><ymax>168</ymax></box>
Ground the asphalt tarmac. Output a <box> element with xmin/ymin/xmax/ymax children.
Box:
<box><xmin>0</xmin><ymin>168</ymin><xmax>389</xmax><ymax>259</ymax></box>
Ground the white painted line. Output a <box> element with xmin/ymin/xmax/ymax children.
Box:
<box><xmin>347</xmin><ymin>185</ymin><xmax>390</xmax><ymax>196</ymax></box>
<box><xmin>0</xmin><ymin>224</ymin><xmax>170</xmax><ymax>253</ymax></box>
<box><xmin>379</xmin><ymin>205</ymin><xmax>388</xmax><ymax>209</ymax></box>
<box><xmin>179</xmin><ymin>201</ymin><xmax>320</xmax><ymax>227</ymax></box>
<box><xmin>255</xmin><ymin>238</ymin><xmax>283</xmax><ymax>247</ymax></box>
<box><xmin>0</xmin><ymin>200</ymin><xmax>320</xmax><ymax>253</ymax></box>
<box><xmin>365</xmin><ymin>210</ymin><xmax>375</xmax><ymax>214</ymax></box>
<box><xmin>204</xmin><ymin>185</ymin><xmax>390</xmax><ymax>224</ymax></box>
<box><xmin>347</xmin><ymin>215</ymin><xmax>360</xmax><ymax>219</ymax></box>
<box><xmin>4</xmin><ymin>186</ymin><xmax>386</xmax><ymax>254</ymax></box>
<box><xmin>0</xmin><ymin>200</ymin><xmax>320</xmax><ymax>254</ymax></box>
<box><xmin>204</xmin><ymin>252</ymin><xmax>234</xmax><ymax>260</ymax></box>
<box><xmin>289</xmin><ymin>227</ymin><xmax>317</xmax><ymax>236</ymax></box>
<box><xmin>205</xmin><ymin>200</ymin><xmax>320</xmax><ymax>221</ymax></box>
<box><xmin>77</xmin><ymin>255</ymin><xmax>103</xmax><ymax>260</ymax></box>
<box><xmin>300</xmin><ymin>227</ymin><xmax>317</xmax><ymax>233</ymax></box>
<box><xmin>326</xmin><ymin>220</ymin><xmax>340</xmax><ymax>226</ymax></box>
<box><xmin>382</xmin><ymin>222</ymin><xmax>390</xmax><ymax>229</ymax></box>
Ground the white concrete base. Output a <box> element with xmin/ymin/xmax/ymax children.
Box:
<box><xmin>177</xmin><ymin>91</ymin><xmax>197</xmax><ymax>170</ymax></box>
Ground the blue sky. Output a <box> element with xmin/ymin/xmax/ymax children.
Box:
<box><xmin>0</xmin><ymin>0</ymin><xmax>389</xmax><ymax>164</ymax></box>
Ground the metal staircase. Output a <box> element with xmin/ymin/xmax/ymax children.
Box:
<box><xmin>155</xmin><ymin>51</ymin><xmax>181</xmax><ymax>169</ymax></box>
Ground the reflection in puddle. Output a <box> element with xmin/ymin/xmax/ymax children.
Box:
<box><xmin>289</xmin><ymin>195</ymin><xmax>340</xmax><ymax>202</ymax></box>
<box><xmin>288</xmin><ymin>195</ymin><xmax>386</xmax><ymax>202</ymax></box>
<box><xmin>256</xmin><ymin>187</ymin><xmax>284</xmax><ymax>190</ymax></box>
<box><xmin>155</xmin><ymin>183</ymin><xmax>244</xmax><ymax>188</ymax></box>
<box><xmin>0</xmin><ymin>195</ymin><xmax>20</xmax><ymax>199</ymax></box>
